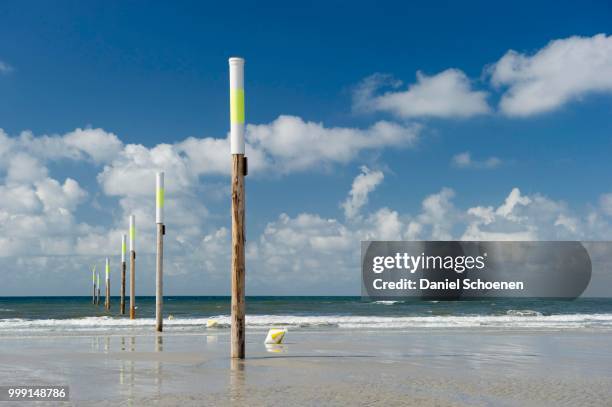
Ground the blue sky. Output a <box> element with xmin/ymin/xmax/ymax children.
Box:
<box><xmin>1</xmin><ymin>1</ymin><xmax>612</xmax><ymax>295</ymax></box>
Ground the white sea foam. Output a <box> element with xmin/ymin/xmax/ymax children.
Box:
<box><xmin>1</xmin><ymin>313</ymin><xmax>612</xmax><ymax>332</ymax></box>
<box><xmin>506</xmin><ymin>309</ymin><xmax>543</xmax><ymax>317</ymax></box>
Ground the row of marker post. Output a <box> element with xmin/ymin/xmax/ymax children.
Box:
<box><xmin>88</xmin><ymin>57</ymin><xmax>246</xmax><ymax>356</ymax></box>
<box><xmin>91</xmin><ymin>172</ymin><xmax>165</xmax><ymax>332</ymax></box>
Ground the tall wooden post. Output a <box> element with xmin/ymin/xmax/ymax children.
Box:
<box><xmin>120</xmin><ymin>234</ymin><xmax>126</xmax><ymax>315</ymax></box>
<box><xmin>92</xmin><ymin>265</ymin><xmax>96</xmax><ymax>304</ymax></box>
<box><xmin>155</xmin><ymin>172</ymin><xmax>165</xmax><ymax>332</ymax></box>
<box><xmin>105</xmin><ymin>257</ymin><xmax>111</xmax><ymax>310</ymax></box>
<box><xmin>129</xmin><ymin>215</ymin><xmax>136</xmax><ymax>319</ymax></box>
<box><xmin>229</xmin><ymin>57</ymin><xmax>247</xmax><ymax>359</ymax></box>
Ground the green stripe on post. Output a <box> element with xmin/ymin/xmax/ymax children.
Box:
<box><xmin>230</xmin><ymin>89</ymin><xmax>245</xmax><ymax>124</ymax></box>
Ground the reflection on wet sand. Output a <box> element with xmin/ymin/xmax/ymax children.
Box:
<box><xmin>116</xmin><ymin>336</ymin><xmax>132</xmax><ymax>404</ymax></box>
<box><xmin>155</xmin><ymin>335</ymin><xmax>163</xmax><ymax>391</ymax></box>
<box><xmin>230</xmin><ymin>358</ymin><xmax>245</xmax><ymax>404</ymax></box>
<box><xmin>265</xmin><ymin>344</ymin><xmax>287</xmax><ymax>353</ymax></box>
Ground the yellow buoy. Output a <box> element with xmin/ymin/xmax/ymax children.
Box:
<box><xmin>264</xmin><ymin>328</ymin><xmax>287</xmax><ymax>344</ymax></box>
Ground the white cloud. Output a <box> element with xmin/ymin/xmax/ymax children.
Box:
<box><xmin>599</xmin><ymin>193</ymin><xmax>612</xmax><ymax>216</ymax></box>
<box><xmin>4</xmin><ymin>128</ymin><xmax>122</xmax><ymax>164</ymax></box>
<box><xmin>452</xmin><ymin>151</ymin><xmax>501</xmax><ymax>169</ymax></box>
<box><xmin>460</xmin><ymin>188</ymin><xmax>586</xmax><ymax>240</ymax></box>
<box><xmin>353</xmin><ymin>69</ymin><xmax>490</xmax><ymax>118</ymax></box>
<box><xmin>0</xmin><ymin>173</ymin><xmax>88</xmax><ymax>257</ymax></box>
<box><xmin>4</xmin><ymin>103</ymin><xmax>612</xmax><ymax>293</ymax></box>
<box><xmin>34</xmin><ymin>178</ymin><xmax>87</xmax><ymax>213</ymax></box>
<box><xmin>248</xmin><ymin>115</ymin><xmax>419</xmax><ymax>172</ymax></box>
<box><xmin>341</xmin><ymin>166</ymin><xmax>384</xmax><ymax>219</ymax></box>
<box><xmin>490</xmin><ymin>34</ymin><xmax>612</xmax><ymax>116</ymax></box>
<box><xmin>63</xmin><ymin>128</ymin><xmax>123</xmax><ymax>163</ymax></box>
<box><xmin>495</xmin><ymin>187</ymin><xmax>531</xmax><ymax>219</ymax></box>
<box><xmin>253</xmin><ymin>174</ymin><xmax>612</xmax><ymax>292</ymax></box>
<box><xmin>6</xmin><ymin>153</ymin><xmax>48</xmax><ymax>183</ymax></box>
<box><xmin>417</xmin><ymin>187</ymin><xmax>456</xmax><ymax>240</ymax></box>
<box><xmin>98</xmin><ymin>143</ymin><xmax>194</xmax><ymax>197</ymax></box>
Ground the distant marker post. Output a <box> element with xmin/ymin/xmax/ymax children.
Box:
<box><xmin>229</xmin><ymin>56</ymin><xmax>247</xmax><ymax>359</ymax></box>
<box><xmin>105</xmin><ymin>257</ymin><xmax>111</xmax><ymax>310</ymax></box>
<box><xmin>129</xmin><ymin>215</ymin><xmax>136</xmax><ymax>319</ymax></box>
<box><xmin>155</xmin><ymin>172</ymin><xmax>165</xmax><ymax>332</ymax></box>
<box><xmin>92</xmin><ymin>265</ymin><xmax>96</xmax><ymax>305</ymax></box>
<box><xmin>97</xmin><ymin>272</ymin><xmax>101</xmax><ymax>306</ymax></box>
<box><xmin>120</xmin><ymin>234</ymin><xmax>127</xmax><ymax>315</ymax></box>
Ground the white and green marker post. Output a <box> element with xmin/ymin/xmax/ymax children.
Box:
<box><xmin>129</xmin><ymin>215</ymin><xmax>136</xmax><ymax>319</ymax></box>
<box><xmin>229</xmin><ymin>56</ymin><xmax>247</xmax><ymax>359</ymax></box>
<box><xmin>120</xmin><ymin>234</ymin><xmax>127</xmax><ymax>315</ymax></box>
<box><xmin>96</xmin><ymin>271</ymin><xmax>101</xmax><ymax>306</ymax></box>
<box><xmin>105</xmin><ymin>257</ymin><xmax>111</xmax><ymax>310</ymax></box>
<box><xmin>155</xmin><ymin>172</ymin><xmax>165</xmax><ymax>332</ymax></box>
<box><xmin>92</xmin><ymin>265</ymin><xmax>96</xmax><ymax>304</ymax></box>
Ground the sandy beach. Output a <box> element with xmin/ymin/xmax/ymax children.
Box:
<box><xmin>1</xmin><ymin>327</ymin><xmax>611</xmax><ymax>406</ymax></box>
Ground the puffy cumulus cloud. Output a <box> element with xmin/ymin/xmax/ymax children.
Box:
<box><xmin>451</xmin><ymin>151</ymin><xmax>501</xmax><ymax>169</ymax></box>
<box><xmin>416</xmin><ymin>188</ymin><xmax>457</xmax><ymax>240</ymax></box>
<box><xmin>34</xmin><ymin>178</ymin><xmax>87</xmax><ymax>213</ymax></box>
<box><xmin>341</xmin><ymin>166</ymin><xmax>384</xmax><ymax>219</ymax></box>
<box><xmin>98</xmin><ymin>143</ymin><xmax>194</xmax><ymax>197</ymax></box>
<box><xmin>6</xmin><ymin>153</ymin><xmax>48</xmax><ymax>183</ymax></box>
<box><xmin>353</xmin><ymin>70</ymin><xmax>490</xmax><ymax>119</ymax></box>
<box><xmin>249</xmin><ymin>170</ymin><xmax>612</xmax><ymax>293</ymax></box>
<box><xmin>0</xmin><ymin>112</ymin><xmax>418</xmax><ymax>273</ymax></box>
<box><xmin>461</xmin><ymin>188</ymin><xmax>587</xmax><ymax>240</ymax></box>
<box><xmin>62</xmin><ymin>128</ymin><xmax>123</xmax><ymax>163</ymax></box>
<box><xmin>0</xmin><ymin>174</ymin><xmax>88</xmax><ymax>257</ymax></box>
<box><xmin>0</xmin><ymin>127</ymin><xmax>122</xmax><ymax>164</ymax></box>
<box><xmin>98</xmin><ymin>115</ymin><xmax>417</xmax><ymax>200</ymax></box>
<box><xmin>490</xmin><ymin>34</ymin><xmax>612</xmax><ymax>116</ymax></box>
<box><xmin>175</xmin><ymin>137</ymin><xmax>268</xmax><ymax>176</ymax></box>
<box><xmin>0</xmin><ymin>127</ymin><xmax>117</xmax><ymax>259</ymax></box>
<box><xmin>247</xmin><ymin>115</ymin><xmax>420</xmax><ymax>172</ymax></box>
<box><xmin>3</xmin><ymin>148</ymin><xmax>612</xmax><ymax>294</ymax></box>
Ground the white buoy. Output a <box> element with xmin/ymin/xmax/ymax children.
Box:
<box><xmin>264</xmin><ymin>328</ymin><xmax>287</xmax><ymax>344</ymax></box>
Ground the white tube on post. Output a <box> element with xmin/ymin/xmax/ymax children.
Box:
<box><xmin>121</xmin><ymin>234</ymin><xmax>126</xmax><ymax>263</ymax></box>
<box><xmin>129</xmin><ymin>215</ymin><xmax>136</xmax><ymax>252</ymax></box>
<box><xmin>97</xmin><ymin>272</ymin><xmax>100</xmax><ymax>289</ymax></box>
<box><xmin>105</xmin><ymin>258</ymin><xmax>110</xmax><ymax>281</ymax></box>
<box><xmin>156</xmin><ymin>172</ymin><xmax>164</xmax><ymax>224</ymax></box>
<box><xmin>229</xmin><ymin>57</ymin><xmax>245</xmax><ymax>154</ymax></box>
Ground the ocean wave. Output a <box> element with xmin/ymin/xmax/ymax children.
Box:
<box><xmin>373</xmin><ymin>301</ymin><xmax>401</xmax><ymax>305</ymax></box>
<box><xmin>506</xmin><ymin>309</ymin><xmax>543</xmax><ymax>317</ymax></box>
<box><xmin>1</xmin><ymin>313</ymin><xmax>612</xmax><ymax>332</ymax></box>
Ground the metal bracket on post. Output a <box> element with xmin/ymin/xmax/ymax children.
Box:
<box><xmin>243</xmin><ymin>156</ymin><xmax>248</xmax><ymax>176</ymax></box>
<box><xmin>162</xmin><ymin>225</ymin><xmax>166</xmax><ymax>235</ymax></box>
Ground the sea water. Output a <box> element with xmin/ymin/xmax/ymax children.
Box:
<box><xmin>1</xmin><ymin>296</ymin><xmax>612</xmax><ymax>335</ymax></box>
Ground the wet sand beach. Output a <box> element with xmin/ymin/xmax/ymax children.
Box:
<box><xmin>1</xmin><ymin>328</ymin><xmax>611</xmax><ymax>406</ymax></box>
